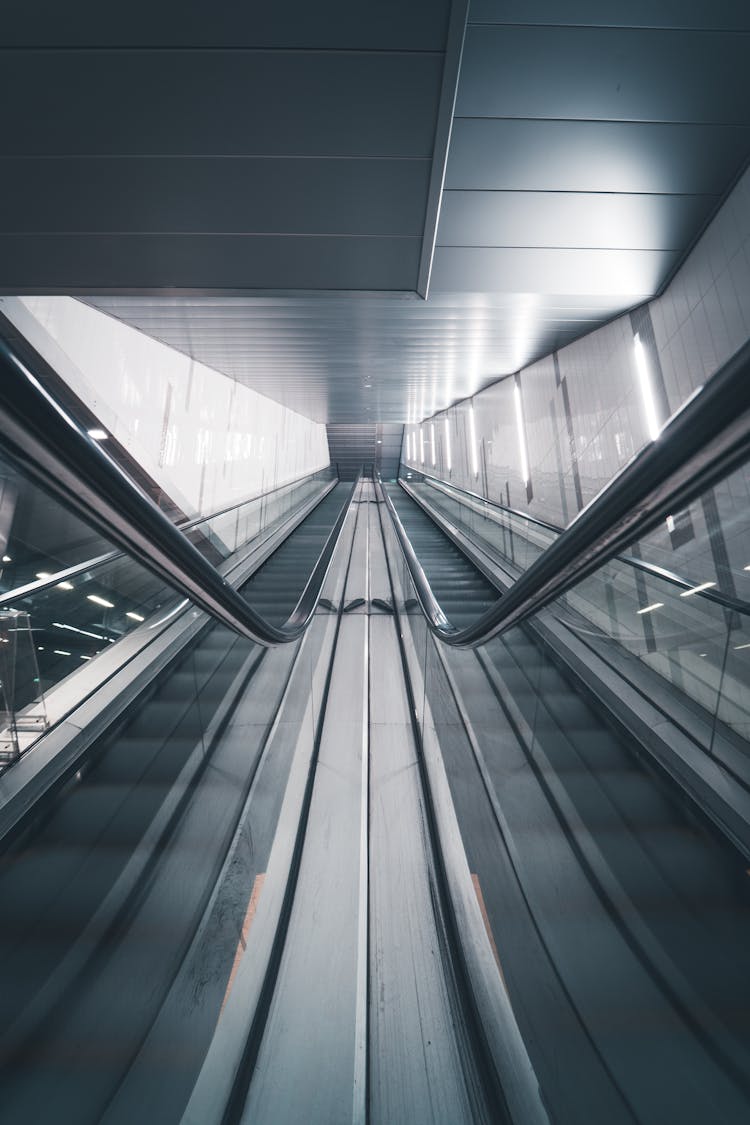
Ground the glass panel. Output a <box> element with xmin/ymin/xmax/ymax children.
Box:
<box><xmin>393</xmin><ymin>462</ymin><xmax>750</xmax><ymax>774</ymax></box>
<box><xmin>0</xmin><ymin>463</ymin><xmax>336</xmax><ymax>761</ymax></box>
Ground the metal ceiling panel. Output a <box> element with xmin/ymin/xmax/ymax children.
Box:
<box><xmin>438</xmin><ymin>191</ymin><xmax>710</xmax><ymax>250</ymax></box>
<box><xmin>1</xmin><ymin>157</ymin><xmax>431</xmax><ymax>237</ymax></box>
<box><xmin>2</xmin><ymin>0</ymin><xmax>451</xmax><ymax>51</ymax></box>
<box><xmin>83</xmin><ymin>293</ymin><xmax>631</xmax><ymax>424</ymax></box>
<box><xmin>469</xmin><ymin>2</ymin><xmax>750</xmax><ymax>32</ymax></box>
<box><xmin>430</xmin><ymin>247</ymin><xmax>677</xmax><ymax>296</ymax></box>
<box><xmin>4</xmin><ymin>236</ymin><xmax>422</xmax><ymax>291</ymax></box>
<box><xmin>1</xmin><ymin>51</ymin><xmax>443</xmax><ymax>158</ymax></box>
<box><xmin>445</xmin><ymin>119</ymin><xmax>750</xmax><ymax>195</ymax></box>
<box><xmin>457</xmin><ymin>26</ymin><xmax>750</xmax><ymax>123</ymax></box>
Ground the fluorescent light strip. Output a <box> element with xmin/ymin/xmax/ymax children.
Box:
<box><xmin>57</xmin><ymin>581</ymin><xmax>74</xmax><ymax>590</ymax></box>
<box><xmin>88</xmin><ymin>428</ymin><xmax>108</xmax><ymax>440</ymax></box>
<box><xmin>87</xmin><ymin>594</ymin><xmax>114</xmax><ymax>609</ymax></box>
<box><xmin>126</xmin><ymin>611</ymin><xmax>145</xmax><ymax>622</ymax></box>
<box><xmin>419</xmin><ymin>426</ymin><xmax>425</xmax><ymax>465</ymax></box>
<box><xmin>444</xmin><ymin>417</ymin><xmax>452</xmax><ymax>473</ymax></box>
<box><xmin>469</xmin><ymin>404</ymin><xmax>479</xmax><ymax>477</ymax></box>
<box><xmin>734</xmin><ymin>642</ymin><xmax>750</xmax><ymax>651</ymax></box>
<box><xmin>53</xmin><ymin>649</ymin><xmax>72</xmax><ymax>656</ymax></box>
<box><xmin>53</xmin><ymin>621</ymin><xmax>107</xmax><ymax>641</ymax></box>
<box><xmin>637</xmin><ymin>602</ymin><xmax>663</xmax><ymax>615</ymax></box>
<box><xmin>430</xmin><ymin>423</ymin><xmax>436</xmax><ymax>468</ymax></box>
<box><xmin>633</xmin><ymin>333</ymin><xmax>661</xmax><ymax>441</ymax></box>
<box><xmin>513</xmin><ymin>383</ymin><xmax>530</xmax><ymax>485</ymax></box>
<box><xmin>680</xmin><ymin>581</ymin><xmax>716</xmax><ymax>598</ymax></box>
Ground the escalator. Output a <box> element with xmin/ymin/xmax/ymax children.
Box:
<box><xmin>379</xmin><ymin>476</ymin><xmax>750</xmax><ymax>1124</ymax></box>
<box><xmin>0</xmin><ymin>481</ymin><xmax>354</xmax><ymax>1120</ymax></box>
<box><xmin>384</xmin><ymin>483</ymin><xmax>497</xmax><ymax>625</ymax></box>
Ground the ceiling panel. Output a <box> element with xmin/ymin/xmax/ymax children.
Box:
<box><xmin>84</xmin><ymin>293</ymin><xmax>630</xmax><ymax>424</ymax></box>
<box><xmin>6</xmin><ymin>3</ymin><xmax>750</xmax><ymax>452</ymax></box>
<box><xmin>4</xmin><ymin>235</ymin><xmax>423</xmax><ymax>291</ymax></box>
<box><xmin>2</xmin><ymin>0</ymin><xmax>451</xmax><ymax>50</ymax></box>
<box><xmin>430</xmin><ymin>247</ymin><xmax>677</xmax><ymax>295</ymax></box>
<box><xmin>1</xmin><ymin>51</ymin><xmax>443</xmax><ymax>158</ymax></box>
<box><xmin>438</xmin><ymin>191</ymin><xmax>709</xmax><ymax>250</ymax></box>
<box><xmin>445</xmin><ymin>119</ymin><xmax>750</xmax><ymax>195</ymax></box>
<box><xmin>469</xmin><ymin>1</ymin><xmax>750</xmax><ymax>31</ymax></box>
<box><xmin>457</xmin><ymin>26</ymin><xmax>750</xmax><ymax>123</ymax></box>
<box><xmin>0</xmin><ymin>157</ymin><xmax>431</xmax><ymax>236</ymax></box>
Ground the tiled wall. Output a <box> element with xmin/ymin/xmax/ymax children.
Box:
<box><xmin>2</xmin><ymin>296</ymin><xmax>330</xmax><ymax>518</ymax></box>
<box><xmin>404</xmin><ymin>164</ymin><xmax>750</xmax><ymax>590</ymax></box>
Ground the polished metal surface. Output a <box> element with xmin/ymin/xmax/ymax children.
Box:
<box><xmin>0</xmin><ymin>1</ymin><xmax>453</xmax><ymax>293</ymax></box>
<box><xmin>68</xmin><ymin>6</ymin><xmax>750</xmax><ymax>435</ymax></box>
<box><xmin>377</xmin><ymin>336</ymin><xmax>750</xmax><ymax>646</ymax></box>
<box><xmin>0</xmin><ymin>334</ymin><xmax>356</xmax><ymax>647</ymax></box>
<box><xmin>83</xmin><ymin>292</ymin><xmax>621</xmax><ymax>423</ymax></box>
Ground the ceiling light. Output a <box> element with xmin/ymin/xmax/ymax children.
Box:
<box><xmin>734</xmin><ymin>642</ymin><xmax>750</xmax><ymax>650</ymax></box>
<box><xmin>53</xmin><ymin>649</ymin><xmax>72</xmax><ymax>656</ymax></box>
<box><xmin>419</xmin><ymin>427</ymin><xmax>425</xmax><ymax>466</ymax></box>
<box><xmin>126</xmin><ymin>611</ymin><xmax>145</xmax><ymax>622</ymax></box>
<box><xmin>36</xmin><ymin>571</ymin><xmax>52</xmax><ymax>580</ymax></box>
<box><xmin>637</xmin><ymin>602</ymin><xmax>663</xmax><ymax>615</ymax></box>
<box><xmin>2</xmin><ymin>555</ymin><xmax>10</xmax><ymax>563</ymax></box>
<box><xmin>430</xmin><ymin>423</ymin><xmax>436</xmax><ymax>468</ymax></box>
<box><xmin>57</xmin><ymin>581</ymin><xmax>74</xmax><ymax>590</ymax></box>
<box><xmin>680</xmin><ymin>581</ymin><xmax>716</xmax><ymax>598</ymax></box>
<box><xmin>514</xmin><ymin>383</ymin><xmax>529</xmax><ymax>485</ymax></box>
<box><xmin>633</xmin><ymin>333</ymin><xmax>660</xmax><ymax>441</ymax></box>
<box><xmin>468</xmin><ymin>404</ymin><xmax>479</xmax><ymax>478</ymax></box>
<box><xmin>444</xmin><ymin>417</ymin><xmax>452</xmax><ymax>473</ymax></box>
<box><xmin>87</xmin><ymin>594</ymin><xmax>114</xmax><ymax>608</ymax></box>
<box><xmin>88</xmin><ymin>428</ymin><xmax>108</xmax><ymax>440</ymax></box>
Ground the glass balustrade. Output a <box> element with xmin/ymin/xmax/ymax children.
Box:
<box><xmin>0</xmin><ymin>460</ymin><xmax>335</xmax><ymax>763</ymax></box>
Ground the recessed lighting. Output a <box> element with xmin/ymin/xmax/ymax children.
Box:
<box><xmin>57</xmin><ymin>581</ymin><xmax>74</xmax><ymax>590</ymax></box>
<box><xmin>36</xmin><ymin>571</ymin><xmax>52</xmax><ymax>580</ymax></box>
<box><xmin>87</xmin><ymin>594</ymin><xmax>114</xmax><ymax>608</ymax></box>
<box><xmin>53</xmin><ymin>649</ymin><xmax>71</xmax><ymax>656</ymax></box>
<box><xmin>2</xmin><ymin>555</ymin><xmax>10</xmax><ymax>563</ymax></box>
<box><xmin>634</xmin><ymin>333</ymin><xmax>661</xmax><ymax>441</ymax></box>
<box><xmin>637</xmin><ymin>602</ymin><xmax>663</xmax><ymax>615</ymax></box>
<box><xmin>126</xmin><ymin>611</ymin><xmax>145</xmax><ymax>622</ymax></box>
<box><xmin>88</xmin><ymin>428</ymin><xmax>108</xmax><ymax>440</ymax></box>
<box><xmin>680</xmin><ymin>581</ymin><xmax>716</xmax><ymax>598</ymax></box>
<box><xmin>37</xmin><ymin>646</ymin><xmax>44</xmax><ymax>651</ymax></box>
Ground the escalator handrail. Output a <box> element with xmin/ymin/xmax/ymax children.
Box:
<box><xmin>0</xmin><ymin>465</ymin><xmax>334</xmax><ymax>608</ymax></box>
<box><xmin>377</xmin><ymin>335</ymin><xmax>750</xmax><ymax>647</ymax></box>
<box><xmin>403</xmin><ymin>472</ymin><xmax>750</xmax><ymax>618</ymax></box>
<box><xmin>0</xmin><ymin>335</ymin><xmax>356</xmax><ymax>647</ymax></box>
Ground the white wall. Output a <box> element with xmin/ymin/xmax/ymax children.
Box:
<box><xmin>403</xmin><ymin>164</ymin><xmax>750</xmax><ymax>588</ymax></box>
<box><xmin>1</xmin><ymin>296</ymin><xmax>329</xmax><ymax>518</ymax></box>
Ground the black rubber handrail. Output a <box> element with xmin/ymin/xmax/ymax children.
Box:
<box><xmin>401</xmin><ymin>474</ymin><xmax>750</xmax><ymax>618</ymax></box>
<box><xmin>0</xmin><ymin>335</ymin><xmax>356</xmax><ymax>647</ymax></box>
<box><xmin>378</xmin><ymin>335</ymin><xmax>750</xmax><ymax>647</ymax></box>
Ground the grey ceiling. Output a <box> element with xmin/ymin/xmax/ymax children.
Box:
<box><xmin>4</xmin><ymin>1</ymin><xmax>750</xmax><ymax>427</ymax></box>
